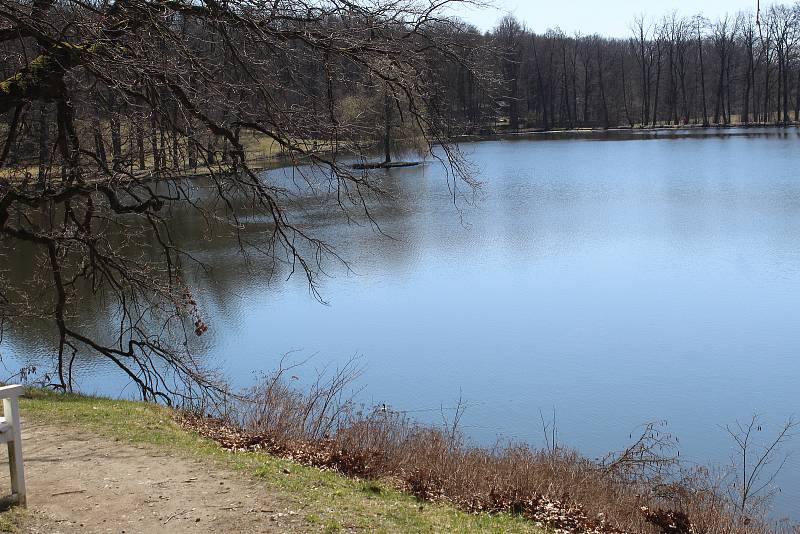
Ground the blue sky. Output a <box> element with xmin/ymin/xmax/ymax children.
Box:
<box><xmin>455</xmin><ymin>0</ymin><xmax>759</xmax><ymax>36</ymax></box>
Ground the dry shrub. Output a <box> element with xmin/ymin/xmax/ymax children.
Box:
<box><xmin>178</xmin><ymin>359</ymin><xmax>794</xmax><ymax>534</ymax></box>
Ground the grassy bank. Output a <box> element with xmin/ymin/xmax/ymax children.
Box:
<box><xmin>13</xmin><ymin>389</ymin><xmax>544</xmax><ymax>534</ymax></box>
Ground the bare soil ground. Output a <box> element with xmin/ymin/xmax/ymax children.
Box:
<box><xmin>0</xmin><ymin>420</ymin><xmax>307</xmax><ymax>533</ymax></box>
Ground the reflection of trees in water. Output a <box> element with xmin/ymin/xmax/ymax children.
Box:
<box><xmin>1</xmin><ymin>239</ymin><xmax>117</xmax><ymax>376</ymax></box>
<box><xmin>0</xmin><ymin>0</ymin><xmax>482</xmax><ymax>401</ymax></box>
<box><xmin>0</xmin><ymin>164</ymin><xmax>419</xmax><ymax>388</ymax></box>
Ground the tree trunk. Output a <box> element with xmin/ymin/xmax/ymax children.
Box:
<box><xmin>596</xmin><ymin>48</ymin><xmax>609</xmax><ymax>129</ymax></box>
<box><xmin>92</xmin><ymin>118</ymin><xmax>107</xmax><ymax>167</ymax></box>
<box><xmin>171</xmin><ymin>130</ymin><xmax>179</xmax><ymax>169</ymax></box>
<box><xmin>136</xmin><ymin>120</ymin><xmax>146</xmax><ymax>170</ymax></box>
<box><xmin>562</xmin><ymin>48</ymin><xmax>573</xmax><ymax>128</ymax></box>
<box><xmin>783</xmin><ymin>60</ymin><xmax>790</xmax><ymax>123</ymax></box>
<box><xmin>742</xmin><ymin>52</ymin><xmax>752</xmax><ymax>124</ymax></box>
<box><xmin>698</xmin><ymin>33</ymin><xmax>709</xmax><ymax>127</ymax></box>
<box><xmin>108</xmin><ymin>92</ymin><xmax>122</xmax><ymax>168</ymax></box>
<box><xmin>187</xmin><ymin>121</ymin><xmax>197</xmax><ymax>169</ymax></box>
<box><xmin>531</xmin><ymin>37</ymin><xmax>550</xmax><ymax>130</ymax></box>
<box><xmin>795</xmin><ymin>70</ymin><xmax>800</xmax><ymax>121</ymax></box>
<box><xmin>621</xmin><ymin>53</ymin><xmax>634</xmax><ymax>127</ymax></box>
<box><xmin>37</xmin><ymin>103</ymin><xmax>49</xmax><ymax>185</ymax></box>
<box><xmin>713</xmin><ymin>52</ymin><xmax>724</xmax><ymax>125</ymax></box>
<box><xmin>383</xmin><ymin>87</ymin><xmax>392</xmax><ymax>164</ymax></box>
<box><xmin>149</xmin><ymin>113</ymin><xmax>160</xmax><ymax>171</ymax></box>
<box><xmin>652</xmin><ymin>43</ymin><xmax>662</xmax><ymax>126</ymax></box>
<box><xmin>764</xmin><ymin>62</ymin><xmax>772</xmax><ymax>123</ymax></box>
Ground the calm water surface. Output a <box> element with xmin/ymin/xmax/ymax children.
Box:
<box><xmin>8</xmin><ymin>128</ymin><xmax>800</xmax><ymax>518</ymax></box>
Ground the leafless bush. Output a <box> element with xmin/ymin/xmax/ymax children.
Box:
<box><xmin>178</xmin><ymin>362</ymin><xmax>797</xmax><ymax>534</ymax></box>
<box><xmin>237</xmin><ymin>353</ymin><xmax>365</xmax><ymax>442</ymax></box>
<box><xmin>724</xmin><ymin>415</ymin><xmax>798</xmax><ymax>518</ymax></box>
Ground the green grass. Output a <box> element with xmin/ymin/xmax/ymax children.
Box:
<box><xmin>0</xmin><ymin>508</ymin><xmax>28</xmax><ymax>533</ymax></box>
<box><xmin>18</xmin><ymin>389</ymin><xmax>547</xmax><ymax>534</ymax></box>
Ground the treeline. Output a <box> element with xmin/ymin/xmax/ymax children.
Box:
<box><xmin>5</xmin><ymin>2</ymin><xmax>800</xmax><ymax>181</ymax></box>
<box><xmin>466</xmin><ymin>4</ymin><xmax>800</xmax><ymax>131</ymax></box>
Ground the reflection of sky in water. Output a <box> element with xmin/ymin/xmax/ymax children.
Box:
<box><xmin>5</xmin><ymin>128</ymin><xmax>800</xmax><ymax>519</ymax></box>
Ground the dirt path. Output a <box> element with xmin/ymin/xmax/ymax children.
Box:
<box><xmin>0</xmin><ymin>420</ymin><xmax>308</xmax><ymax>533</ymax></box>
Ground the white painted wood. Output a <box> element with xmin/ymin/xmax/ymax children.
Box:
<box><xmin>0</xmin><ymin>386</ymin><xmax>25</xmax><ymax>507</ymax></box>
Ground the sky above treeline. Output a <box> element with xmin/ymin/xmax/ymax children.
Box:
<box><xmin>454</xmin><ymin>0</ymin><xmax>759</xmax><ymax>37</ymax></box>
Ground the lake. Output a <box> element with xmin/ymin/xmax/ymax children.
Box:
<box><xmin>5</xmin><ymin>127</ymin><xmax>800</xmax><ymax>519</ymax></box>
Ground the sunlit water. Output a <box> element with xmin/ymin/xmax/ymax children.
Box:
<box><xmin>6</xmin><ymin>128</ymin><xmax>800</xmax><ymax>519</ymax></box>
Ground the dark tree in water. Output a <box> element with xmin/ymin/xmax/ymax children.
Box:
<box><xmin>0</xmin><ymin>0</ymin><xmax>485</xmax><ymax>401</ymax></box>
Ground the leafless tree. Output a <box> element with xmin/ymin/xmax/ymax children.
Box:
<box><xmin>724</xmin><ymin>415</ymin><xmax>798</xmax><ymax>516</ymax></box>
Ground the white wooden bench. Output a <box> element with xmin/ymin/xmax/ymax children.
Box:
<box><xmin>0</xmin><ymin>385</ymin><xmax>25</xmax><ymax>507</ymax></box>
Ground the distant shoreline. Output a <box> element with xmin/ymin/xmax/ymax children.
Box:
<box><xmin>453</xmin><ymin>121</ymin><xmax>800</xmax><ymax>143</ymax></box>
